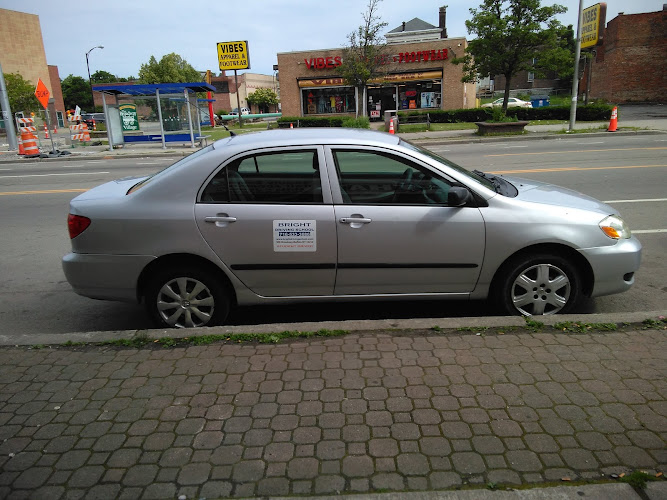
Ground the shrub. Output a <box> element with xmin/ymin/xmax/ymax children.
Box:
<box><xmin>398</xmin><ymin>104</ymin><xmax>612</xmax><ymax>123</ymax></box>
<box><xmin>341</xmin><ymin>116</ymin><xmax>370</xmax><ymax>129</ymax></box>
<box><xmin>277</xmin><ymin>116</ymin><xmax>345</xmax><ymax>128</ymax></box>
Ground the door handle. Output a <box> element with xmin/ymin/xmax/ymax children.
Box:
<box><xmin>205</xmin><ymin>216</ymin><xmax>237</xmax><ymax>223</ymax></box>
<box><xmin>339</xmin><ymin>217</ymin><xmax>372</xmax><ymax>224</ymax></box>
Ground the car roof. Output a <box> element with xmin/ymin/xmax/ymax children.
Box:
<box><xmin>213</xmin><ymin>128</ymin><xmax>401</xmax><ymax>150</ymax></box>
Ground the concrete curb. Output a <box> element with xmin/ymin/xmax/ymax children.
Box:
<box><xmin>251</xmin><ymin>482</ymin><xmax>663</xmax><ymax>499</ymax></box>
<box><xmin>1</xmin><ymin>310</ymin><xmax>664</xmax><ymax>347</ymax></box>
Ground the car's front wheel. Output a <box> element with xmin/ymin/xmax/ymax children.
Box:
<box><xmin>145</xmin><ymin>266</ymin><xmax>230</xmax><ymax>328</ymax></box>
<box><xmin>495</xmin><ymin>253</ymin><xmax>581</xmax><ymax>316</ymax></box>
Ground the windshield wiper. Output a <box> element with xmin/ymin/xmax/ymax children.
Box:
<box><xmin>473</xmin><ymin>169</ymin><xmax>501</xmax><ymax>192</ymax></box>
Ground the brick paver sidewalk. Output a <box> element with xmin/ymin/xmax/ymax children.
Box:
<box><xmin>0</xmin><ymin>329</ymin><xmax>665</xmax><ymax>499</ymax></box>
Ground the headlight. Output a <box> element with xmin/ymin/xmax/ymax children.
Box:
<box><xmin>599</xmin><ymin>215</ymin><xmax>632</xmax><ymax>239</ymax></box>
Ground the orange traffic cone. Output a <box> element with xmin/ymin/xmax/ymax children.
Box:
<box><xmin>290</xmin><ymin>122</ymin><xmax>293</xmax><ymax>129</ymax></box>
<box><xmin>44</xmin><ymin>123</ymin><xmax>49</xmax><ymax>139</ymax></box>
<box><xmin>93</xmin><ymin>119</ymin><xmax>97</xmax><ymax>131</ymax></box>
<box><xmin>388</xmin><ymin>119</ymin><xmax>395</xmax><ymax>134</ymax></box>
<box><xmin>54</xmin><ymin>125</ymin><xmax>58</xmax><ymax>134</ymax></box>
<box><xmin>18</xmin><ymin>135</ymin><xmax>25</xmax><ymax>155</ymax></box>
<box><xmin>607</xmin><ymin>106</ymin><xmax>618</xmax><ymax>132</ymax></box>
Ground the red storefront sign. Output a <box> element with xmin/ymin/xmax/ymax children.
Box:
<box><xmin>305</xmin><ymin>49</ymin><xmax>448</xmax><ymax>70</ymax></box>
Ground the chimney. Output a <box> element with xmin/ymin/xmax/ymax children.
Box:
<box><xmin>439</xmin><ymin>6</ymin><xmax>448</xmax><ymax>38</ymax></box>
<box><xmin>402</xmin><ymin>21</ymin><xmax>406</xmax><ymax>31</ymax></box>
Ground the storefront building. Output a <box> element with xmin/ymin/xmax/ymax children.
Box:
<box><xmin>277</xmin><ymin>37</ymin><xmax>475</xmax><ymax>118</ymax></box>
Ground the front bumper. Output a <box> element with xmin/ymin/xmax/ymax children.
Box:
<box><xmin>580</xmin><ymin>236</ymin><xmax>642</xmax><ymax>298</ymax></box>
<box><xmin>62</xmin><ymin>252</ymin><xmax>155</xmax><ymax>303</ymax></box>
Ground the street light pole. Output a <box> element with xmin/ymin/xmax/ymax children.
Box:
<box><xmin>86</xmin><ymin>45</ymin><xmax>104</xmax><ymax>111</ymax></box>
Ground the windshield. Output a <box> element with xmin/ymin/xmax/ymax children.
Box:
<box><xmin>400</xmin><ymin>139</ymin><xmax>496</xmax><ymax>192</ymax></box>
<box><xmin>127</xmin><ymin>144</ymin><xmax>215</xmax><ymax>194</ymax></box>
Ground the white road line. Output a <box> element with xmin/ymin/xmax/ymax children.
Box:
<box><xmin>137</xmin><ymin>162</ymin><xmax>160</xmax><ymax>165</ymax></box>
<box><xmin>502</xmin><ymin>145</ymin><xmax>527</xmax><ymax>148</ymax></box>
<box><xmin>0</xmin><ymin>172</ymin><xmax>110</xmax><ymax>179</ymax></box>
<box><xmin>579</xmin><ymin>141</ymin><xmax>604</xmax><ymax>144</ymax></box>
<box><xmin>604</xmin><ymin>198</ymin><xmax>667</xmax><ymax>203</ymax></box>
<box><xmin>633</xmin><ymin>229</ymin><xmax>667</xmax><ymax>234</ymax></box>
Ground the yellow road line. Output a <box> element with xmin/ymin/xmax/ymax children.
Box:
<box><xmin>489</xmin><ymin>164</ymin><xmax>667</xmax><ymax>175</ymax></box>
<box><xmin>0</xmin><ymin>189</ymin><xmax>89</xmax><ymax>196</ymax></box>
<box><xmin>485</xmin><ymin>147</ymin><xmax>667</xmax><ymax>157</ymax></box>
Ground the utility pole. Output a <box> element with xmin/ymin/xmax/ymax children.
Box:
<box><xmin>568</xmin><ymin>0</ymin><xmax>584</xmax><ymax>132</ymax></box>
<box><xmin>0</xmin><ymin>63</ymin><xmax>18</xmax><ymax>151</ymax></box>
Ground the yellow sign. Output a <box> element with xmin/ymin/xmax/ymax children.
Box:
<box><xmin>581</xmin><ymin>3</ymin><xmax>606</xmax><ymax>49</ymax></box>
<box><xmin>217</xmin><ymin>40</ymin><xmax>250</xmax><ymax>71</ymax></box>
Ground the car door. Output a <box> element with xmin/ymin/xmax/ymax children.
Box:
<box><xmin>326</xmin><ymin>147</ymin><xmax>485</xmax><ymax>295</ymax></box>
<box><xmin>195</xmin><ymin>147</ymin><xmax>337</xmax><ymax>297</ymax></box>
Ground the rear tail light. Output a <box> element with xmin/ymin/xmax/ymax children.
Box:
<box><xmin>68</xmin><ymin>214</ymin><xmax>91</xmax><ymax>239</ymax></box>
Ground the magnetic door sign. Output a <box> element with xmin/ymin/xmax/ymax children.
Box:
<box><xmin>273</xmin><ymin>220</ymin><xmax>316</xmax><ymax>252</ymax></box>
<box><xmin>217</xmin><ymin>40</ymin><xmax>250</xmax><ymax>71</ymax></box>
<box><xmin>119</xmin><ymin>104</ymin><xmax>139</xmax><ymax>131</ymax></box>
<box><xmin>580</xmin><ymin>3</ymin><xmax>607</xmax><ymax>49</ymax></box>
<box><xmin>34</xmin><ymin>79</ymin><xmax>50</xmax><ymax>109</ymax></box>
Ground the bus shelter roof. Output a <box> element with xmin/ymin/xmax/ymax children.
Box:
<box><xmin>93</xmin><ymin>82</ymin><xmax>215</xmax><ymax>96</ymax></box>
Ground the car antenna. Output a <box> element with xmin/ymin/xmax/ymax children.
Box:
<box><xmin>223</xmin><ymin>124</ymin><xmax>236</xmax><ymax>137</ymax></box>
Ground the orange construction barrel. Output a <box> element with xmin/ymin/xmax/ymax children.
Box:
<box><xmin>21</xmin><ymin>131</ymin><xmax>40</xmax><ymax>157</ymax></box>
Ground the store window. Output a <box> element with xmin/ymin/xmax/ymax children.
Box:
<box><xmin>302</xmin><ymin>87</ymin><xmax>356</xmax><ymax>115</ymax></box>
<box><xmin>397</xmin><ymin>80</ymin><xmax>441</xmax><ymax>110</ymax></box>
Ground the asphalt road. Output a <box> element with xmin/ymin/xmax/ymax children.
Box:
<box><xmin>0</xmin><ymin>134</ymin><xmax>665</xmax><ymax>336</ymax></box>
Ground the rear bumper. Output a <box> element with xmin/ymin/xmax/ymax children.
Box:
<box><xmin>62</xmin><ymin>252</ymin><xmax>155</xmax><ymax>302</ymax></box>
<box><xmin>580</xmin><ymin>237</ymin><xmax>642</xmax><ymax>298</ymax></box>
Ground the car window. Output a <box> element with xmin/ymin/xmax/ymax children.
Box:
<box><xmin>201</xmin><ymin>150</ymin><xmax>323</xmax><ymax>204</ymax></box>
<box><xmin>332</xmin><ymin>150</ymin><xmax>452</xmax><ymax>205</ymax></box>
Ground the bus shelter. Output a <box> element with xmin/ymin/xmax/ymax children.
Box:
<box><xmin>93</xmin><ymin>82</ymin><xmax>216</xmax><ymax>150</ymax></box>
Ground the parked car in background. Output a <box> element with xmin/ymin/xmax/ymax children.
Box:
<box><xmin>63</xmin><ymin>129</ymin><xmax>641</xmax><ymax>328</ymax></box>
<box><xmin>230</xmin><ymin>107</ymin><xmax>250</xmax><ymax>116</ymax></box>
<box><xmin>81</xmin><ymin>112</ymin><xmax>105</xmax><ymax>129</ymax></box>
<box><xmin>482</xmin><ymin>97</ymin><xmax>533</xmax><ymax>109</ymax></box>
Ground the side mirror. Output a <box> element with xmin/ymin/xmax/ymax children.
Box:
<box><xmin>448</xmin><ymin>186</ymin><xmax>473</xmax><ymax>207</ymax></box>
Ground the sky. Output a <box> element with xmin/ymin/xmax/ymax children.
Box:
<box><xmin>1</xmin><ymin>0</ymin><xmax>663</xmax><ymax>81</ymax></box>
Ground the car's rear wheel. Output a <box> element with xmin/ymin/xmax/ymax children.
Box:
<box><xmin>145</xmin><ymin>266</ymin><xmax>230</xmax><ymax>328</ymax></box>
<box><xmin>495</xmin><ymin>253</ymin><xmax>581</xmax><ymax>316</ymax></box>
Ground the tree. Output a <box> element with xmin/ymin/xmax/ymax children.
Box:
<box><xmin>91</xmin><ymin>70</ymin><xmax>118</xmax><ymax>84</ymax></box>
<box><xmin>453</xmin><ymin>0</ymin><xmax>570</xmax><ymax>113</ymax></box>
<box><xmin>4</xmin><ymin>73</ymin><xmax>39</xmax><ymax>113</ymax></box>
<box><xmin>336</xmin><ymin>0</ymin><xmax>387</xmax><ymax>117</ymax></box>
<box><xmin>138</xmin><ymin>53</ymin><xmax>201</xmax><ymax>84</ymax></box>
<box><xmin>246</xmin><ymin>88</ymin><xmax>279</xmax><ymax>113</ymax></box>
<box><xmin>61</xmin><ymin>74</ymin><xmax>93</xmax><ymax>110</ymax></box>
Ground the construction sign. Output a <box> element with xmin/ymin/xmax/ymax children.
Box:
<box><xmin>581</xmin><ymin>3</ymin><xmax>607</xmax><ymax>49</ymax></box>
<box><xmin>34</xmin><ymin>79</ymin><xmax>50</xmax><ymax>109</ymax></box>
<box><xmin>217</xmin><ymin>40</ymin><xmax>250</xmax><ymax>71</ymax></box>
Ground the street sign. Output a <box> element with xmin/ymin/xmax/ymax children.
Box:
<box><xmin>581</xmin><ymin>3</ymin><xmax>607</xmax><ymax>49</ymax></box>
<box><xmin>34</xmin><ymin>79</ymin><xmax>50</xmax><ymax>109</ymax></box>
<box><xmin>119</xmin><ymin>103</ymin><xmax>140</xmax><ymax>131</ymax></box>
<box><xmin>217</xmin><ymin>40</ymin><xmax>250</xmax><ymax>71</ymax></box>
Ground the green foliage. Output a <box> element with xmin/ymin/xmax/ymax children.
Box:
<box><xmin>553</xmin><ymin>321</ymin><xmax>618</xmax><ymax>333</ymax></box>
<box><xmin>524</xmin><ymin>317</ymin><xmax>544</xmax><ymax>331</ymax></box>
<box><xmin>341</xmin><ymin>116</ymin><xmax>371</xmax><ymax>128</ymax></box>
<box><xmin>246</xmin><ymin>87</ymin><xmax>279</xmax><ymax>112</ymax></box>
<box><xmin>490</xmin><ymin>107</ymin><xmax>518</xmax><ymax>122</ymax></box>
<box><xmin>336</xmin><ymin>0</ymin><xmax>388</xmax><ymax>116</ymax></box>
<box><xmin>278</xmin><ymin>116</ymin><xmax>345</xmax><ymax>127</ymax></box>
<box><xmin>397</xmin><ymin>104</ymin><xmax>612</xmax><ymax>124</ymax></box>
<box><xmin>454</xmin><ymin>0</ymin><xmax>570</xmax><ymax>111</ymax></box>
<box><xmin>620</xmin><ymin>470</ymin><xmax>657</xmax><ymax>489</ymax></box>
<box><xmin>138</xmin><ymin>53</ymin><xmax>201</xmax><ymax>83</ymax></box>
<box><xmin>4</xmin><ymin>73</ymin><xmax>39</xmax><ymax>113</ymax></box>
<box><xmin>61</xmin><ymin>74</ymin><xmax>93</xmax><ymax>110</ymax></box>
<box><xmin>91</xmin><ymin>70</ymin><xmax>118</xmax><ymax>84</ymax></box>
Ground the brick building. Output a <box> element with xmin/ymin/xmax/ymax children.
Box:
<box><xmin>276</xmin><ymin>8</ymin><xmax>475</xmax><ymax>118</ymax></box>
<box><xmin>0</xmin><ymin>8</ymin><xmax>66</xmax><ymax>125</ymax></box>
<box><xmin>583</xmin><ymin>7</ymin><xmax>667</xmax><ymax>103</ymax></box>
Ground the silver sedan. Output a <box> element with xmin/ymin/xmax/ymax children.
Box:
<box><xmin>63</xmin><ymin>129</ymin><xmax>641</xmax><ymax>328</ymax></box>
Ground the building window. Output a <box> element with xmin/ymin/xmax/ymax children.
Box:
<box><xmin>302</xmin><ymin>87</ymin><xmax>356</xmax><ymax>115</ymax></box>
<box><xmin>213</xmin><ymin>81</ymin><xmax>230</xmax><ymax>93</ymax></box>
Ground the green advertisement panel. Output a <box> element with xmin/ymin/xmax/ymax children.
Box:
<box><xmin>119</xmin><ymin>103</ymin><xmax>139</xmax><ymax>131</ymax></box>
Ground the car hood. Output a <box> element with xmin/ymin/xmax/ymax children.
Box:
<box><xmin>502</xmin><ymin>175</ymin><xmax>618</xmax><ymax>215</ymax></box>
<box><xmin>71</xmin><ymin>176</ymin><xmax>148</xmax><ymax>202</ymax></box>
